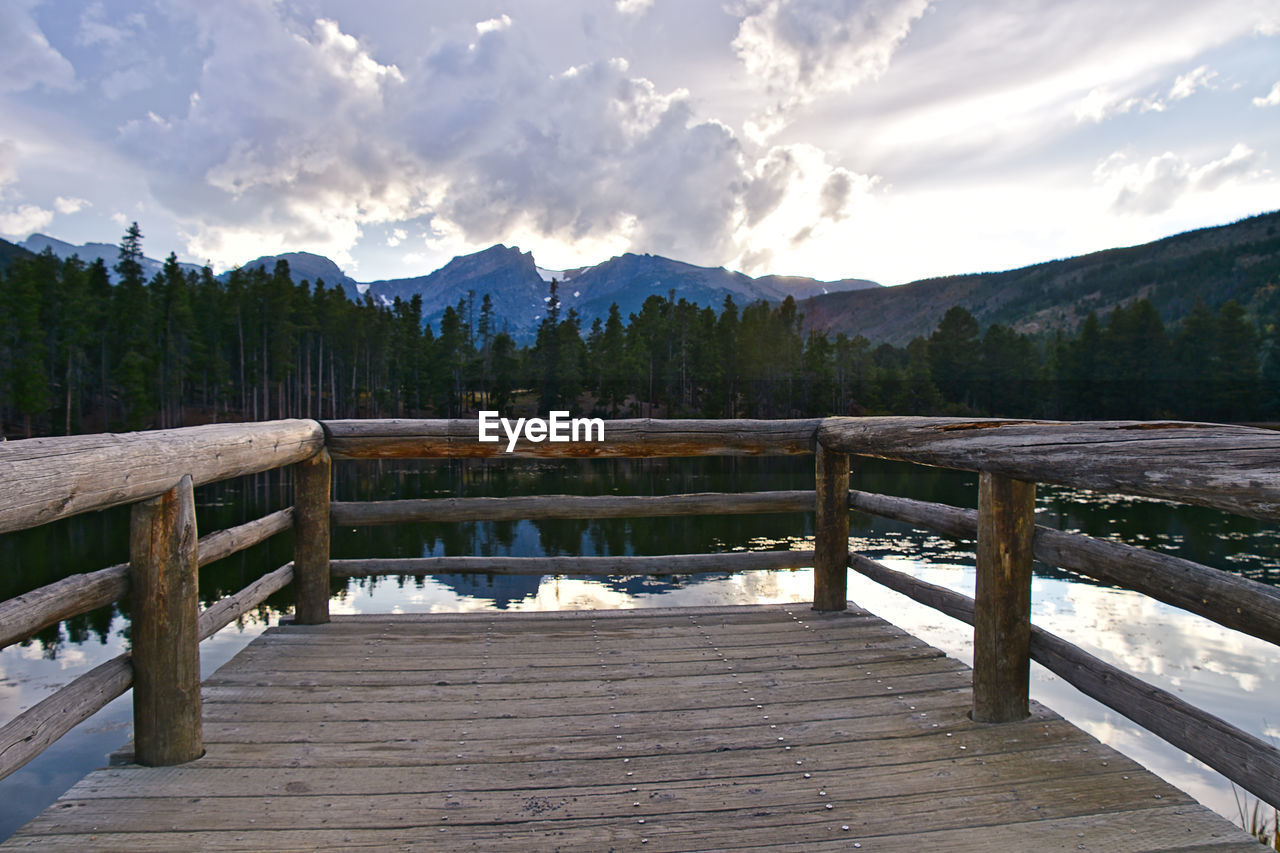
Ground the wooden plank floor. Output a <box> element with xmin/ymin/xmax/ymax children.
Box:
<box><xmin>4</xmin><ymin>604</ymin><xmax>1261</xmax><ymax>851</ymax></box>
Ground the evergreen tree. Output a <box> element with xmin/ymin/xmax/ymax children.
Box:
<box><xmin>1213</xmin><ymin>300</ymin><xmax>1259</xmax><ymax>421</ymax></box>
<box><xmin>928</xmin><ymin>306</ymin><xmax>980</xmax><ymax>409</ymax></box>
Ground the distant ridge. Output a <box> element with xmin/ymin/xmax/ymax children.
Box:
<box><xmin>0</xmin><ymin>237</ymin><xmax>34</xmax><ymax>274</ymax></box>
<box><xmin>19</xmin><ymin>233</ymin><xmax>202</xmax><ymax>283</ymax></box>
<box><xmin>23</xmin><ymin>234</ymin><xmax>878</xmax><ymax>341</ymax></box>
<box><xmin>804</xmin><ymin>210</ymin><xmax>1280</xmax><ymax>345</ymax></box>
<box><xmin>233</xmin><ymin>251</ymin><xmax>362</xmax><ymax>301</ymax></box>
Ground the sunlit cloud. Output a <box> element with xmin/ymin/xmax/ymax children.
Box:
<box><xmin>1096</xmin><ymin>143</ymin><xmax>1264</xmax><ymax>216</ymax></box>
<box><xmin>1254</xmin><ymin>81</ymin><xmax>1280</xmax><ymax>107</ymax></box>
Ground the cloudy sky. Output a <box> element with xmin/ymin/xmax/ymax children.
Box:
<box><xmin>1</xmin><ymin>0</ymin><xmax>1277</xmax><ymax>285</ymax></box>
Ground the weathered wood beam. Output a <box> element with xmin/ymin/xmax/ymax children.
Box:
<box><xmin>330</xmin><ymin>551</ymin><xmax>815</xmax><ymax>578</ymax></box>
<box><xmin>0</xmin><ymin>419</ymin><xmax>324</xmax><ymax>535</ymax></box>
<box><xmin>0</xmin><ymin>565</ymin><xmax>127</xmax><ymax>651</ymax></box>
<box><xmin>293</xmin><ymin>450</ymin><xmax>331</xmax><ymax>625</ymax></box>
<box><xmin>197</xmin><ymin>563</ymin><xmax>295</xmax><ymax>642</ymax></box>
<box><xmin>196</xmin><ymin>508</ymin><xmax>293</xmax><ymax>567</ymax></box>
<box><xmin>847</xmin><ymin>551</ymin><xmax>1280</xmax><ymax>809</ymax></box>
<box><xmin>330</xmin><ymin>491</ymin><xmax>815</xmax><ymax>526</ymax></box>
<box><xmin>0</xmin><ymin>509</ymin><xmax>294</xmax><ymax>652</ymax></box>
<box><xmin>819</xmin><ymin>417</ymin><xmax>1280</xmax><ymax>520</ymax></box>
<box><xmin>0</xmin><ymin>561</ymin><xmax>296</xmax><ymax>782</ymax></box>
<box><xmin>812</xmin><ymin>445</ymin><xmax>849</xmax><ymax>611</ymax></box>
<box><xmin>129</xmin><ymin>476</ymin><xmax>202</xmax><ymax>766</ymax></box>
<box><xmin>972</xmin><ymin>473</ymin><xmax>1035</xmax><ymax>723</ymax></box>
<box><xmin>321</xmin><ymin>418</ymin><xmax>821</xmax><ymax>459</ymax></box>
<box><xmin>847</xmin><ymin>489</ymin><xmax>1280</xmax><ymax>647</ymax></box>
<box><xmin>0</xmin><ymin>654</ymin><xmax>131</xmax><ymax>782</ymax></box>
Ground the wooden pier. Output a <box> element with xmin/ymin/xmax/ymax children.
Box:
<box><xmin>2</xmin><ymin>417</ymin><xmax>1278</xmax><ymax>849</ymax></box>
<box><xmin>5</xmin><ymin>605</ymin><xmax>1261</xmax><ymax>851</ymax></box>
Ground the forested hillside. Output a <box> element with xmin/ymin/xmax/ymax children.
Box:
<box><xmin>805</xmin><ymin>210</ymin><xmax>1280</xmax><ymax>345</ymax></box>
<box><xmin>0</xmin><ymin>238</ymin><xmax>32</xmax><ymax>275</ymax></box>
<box><xmin>1</xmin><ymin>224</ymin><xmax>1277</xmax><ymax>438</ymax></box>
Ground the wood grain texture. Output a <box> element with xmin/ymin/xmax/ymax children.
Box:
<box><xmin>812</xmin><ymin>445</ymin><xmax>849</xmax><ymax>611</ymax></box>
<box><xmin>972</xmin><ymin>472</ymin><xmax>1035</xmax><ymax>723</ymax></box>
<box><xmin>819</xmin><ymin>416</ymin><xmax>1280</xmax><ymax>520</ymax></box>
<box><xmin>847</xmin><ymin>488</ymin><xmax>1280</xmax><ymax>647</ymax></box>
<box><xmin>0</xmin><ymin>564</ymin><xmax>127</xmax><ymax>650</ymax></box>
<box><xmin>292</xmin><ymin>449</ymin><xmax>330</xmax><ymax>625</ymax></box>
<box><xmin>847</xmin><ymin>552</ymin><xmax>1280</xmax><ymax>810</ymax></box>
<box><xmin>5</xmin><ymin>606</ymin><xmax>1255</xmax><ymax>851</ymax></box>
<box><xmin>0</xmin><ymin>419</ymin><xmax>323</xmax><ymax>535</ymax></box>
<box><xmin>0</xmin><ymin>562</ymin><xmax>293</xmax><ymax>780</ymax></box>
<box><xmin>322</xmin><ymin>417</ymin><xmax>821</xmax><ymax>459</ymax></box>
<box><xmin>329</xmin><ymin>550</ymin><xmax>816</xmax><ymax>577</ymax></box>
<box><xmin>197</xmin><ymin>563</ymin><xmax>294</xmax><ymax>642</ymax></box>
<box><xmin>196</xmin><ymin>508</ymin><xmax>293</xmax><ymax>567</ymax></box>
<box><xmin>129</xmin><ymin>476</ymin><xmax>202</xmax><ymax>766</ymax></box>
<box><xmin>331</xmin><ymin>491</ymin><xmax>815</xmax><ymax>526</ymax></box>
<box><xmin>0</xmin><ymin>654</ymin><xmax>131</xmax><ymax>782</ymax></box>
<box><xmin>0</xmin><ymin>509</ymin><xmax>293</xmax><ymax>651</ymax></box>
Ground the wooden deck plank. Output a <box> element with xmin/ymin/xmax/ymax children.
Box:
<box><xmin>4</xmin><ymin>605</ymin><xmax>1258</xmax><ymax>851</ymax></box>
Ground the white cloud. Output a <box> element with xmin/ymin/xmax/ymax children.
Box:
<box><xmin>119</xmin><ymin>6</ymin><xmax>413</xmax><ymax>267</ymax></box>
<box><xmin>732</xmin><ymin>143</ymin><xmax>877</xmax><ymax>273</ymax></box>
<box><xmin>1096</xmin><ymin>144</ymin><xmax>1264</xmax><ymax>215</ymax></box>
<box><xmin>106</xmin><ymin>3</ymin><xmax>872</xmax><ymax>273</ymax></box>
<box><xmin>1193</xmin><ymin>142</ymin><xmax>1262</xmax><ymax>191</ymax></box>
<box><xmin>1074</xmin><ymin>87</ymin><xmax>1165</xmax><ymax>122</ymax></box>
<box><xmin>53</xmin><ymin>196</ymin><xmax>89</xmax><ymax>214</ymax></box>
<box><xmin>616</xmin><ymin>0</ymin><xmax>653</xmax><ymax>15</ymax></box>
<box><xmin>0</xmin><ymin>0</ymin><xmax>76</xmax><ymax>92</ymax></box>
<box><xmin>474</xmin><ymin>15</ymin><xmax>512</xmax><ymax>36</ymax></box>
<box><xmin>1168</xmin><ymin>64</ymin><xmax>1217</xmax><ymax>100</ymax></box>
<box><xmin>1253</xmin><ymin>81</ymin><xmax>1280</xmax><ymax>107</ymax></box>
<box><xmin>0</xmin><ymin>203</ymin><xmax>53</xmax><ymax>237</ymax></box>
<box><xmin>0</xmin><ymin>138</ymin><xmax>56</xmax><ymax>236</ymax></box>
<box><xmin>1075</xmin><ymin>65</ymin><xmax>1218</xmax><ymax>123</ymax></box>
<box><xmin>76</xmin><ymin>2</ymin><xmax>131</xmax><ymax>47</ymax></box>
<box><xmin>733</xmin><ymin>0</ymin><xmax>930</xmax><ymax>131</ymax></box>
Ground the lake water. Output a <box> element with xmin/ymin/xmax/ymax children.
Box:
<box><xmin>1</xmin><ymin>456</ymin><xmax>1277</xmax><ymax>839</ymax></box>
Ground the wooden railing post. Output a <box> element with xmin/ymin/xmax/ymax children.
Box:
<box><xmin>294</xmin><ymin>448</ymin><xmax>331</xmax><ymax>624</ymax></box>
<box><xmin>129</xmin><ymin>474</ymin><xmax>203</xmax><ymax>766</ymax></box>
<box><xmin>972</xmin><ymin>471</ymin><xmax>1036</xmax><ymax>723</ymax></box>
<box><xmin>813</xmin><ymin>443</ymin><xmax>850</xmax><ymax>611</ymax></box>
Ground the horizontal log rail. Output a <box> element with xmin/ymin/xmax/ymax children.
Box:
<box><xmin>330</xmin><ymin>551</ymin><xmax>816</xmax><ymax>578</ymax></box>
<box><xmin>846</xmin><ymin>489</ymin><xmax>1280</xmax><ymax>647</ymax></box>
<box><xmin>322</xmin><ymin>418</ymin><xmax>823</xmax><ymax>459</ymax></box>
<box><xmin>331</xmin><ymin>491</ymin><xmax>815</xmax><ymax>526</ymax></box>
<box><xmin>819</xmin><ymin>417</ymin><xmax>1280</xmax><ymax>521</ymax></box>
<box><xmin>0</xmin><ymin>419</ymin><xmax>323</xmax><ymax>535</ymax></box>
<box><xmin>0</xmin><ymin>561</ymin><xmax>293</xmax><ymax>782</ymax></box>
<box><xmin>845</xmin><ymin>551</ymin><xmax>1280</xmax><ymax>810</ymax></box>
<box><xmin>0</xmin><ymin>508</ymin><xmax>294</xmax><ymax>651</ymax></box>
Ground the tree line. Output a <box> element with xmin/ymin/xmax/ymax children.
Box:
<box><xmin>2</xmin><ymin>225</ymin><xmax>1278</xmax><ymax>438</ymax></box>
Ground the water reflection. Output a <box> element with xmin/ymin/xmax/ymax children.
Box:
<box><xmin>1</xmin><ymin>456</ymin><xmax>1277</xmax><ymax>838</ymax></box>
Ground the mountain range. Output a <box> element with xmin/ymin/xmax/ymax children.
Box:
<box><xmin>238</xmin><ymin>244</ymin><xmax>879</xmax><ymax>340</ymax></box>
<box><xmin>19</xmin><ymin>233</ymin><xmax>205</xmax><ymax>282</ymax></box>
<box><xmin>10</xmin><ymin>207</ymin><xmax>1280</xmax><ymax>344</ymax></box>
<box><xmin>16</xmin><ymin>234</ymin><xmax>877</xmax><ymax>341</ymax></box>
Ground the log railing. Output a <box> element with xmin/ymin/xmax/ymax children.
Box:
<box><xmin>0</xmin><ymin>416</ymin><xmax>1278</xmax><ymax>812</ymax></box>
<box><xmin>0</xmin><ymin>420</ymin><xmax>321</xmax><ymax>779</ymax></box>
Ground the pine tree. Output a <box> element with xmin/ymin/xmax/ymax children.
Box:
<box><xmin>928</xmin><ymin>306</ymin><xmax>980</xmax><ymax>409</ymax></box>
